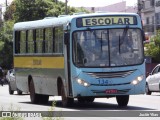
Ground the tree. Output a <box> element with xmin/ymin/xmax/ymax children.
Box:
<box><xmin>145</xmin><ymin>31</ymin><xmax>160</xmax><ymax>62</ymax></box>
<box><xmin>13</xmin><ymin>0</ymin><xmax>89</xmax><ymax>22</ymax></box>
<box><xmin>4</xmin><ymin>1</ymin><xmax>16</xmax><ymax>21</ymax></box>
<box><xmin>0</xmin><ymin>20</ymin><xmax>14</xmax><ymax>69</ymax></box>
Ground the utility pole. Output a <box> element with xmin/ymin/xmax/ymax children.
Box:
<box><xmin>137</xmin><ymin>0</ymin><xmax>143</xmax><ymax>18</ymax></box>
<box><xmin>65</xmin><ymin>0</ymin><xmax>68</xmax><ymax>15</ymax></box>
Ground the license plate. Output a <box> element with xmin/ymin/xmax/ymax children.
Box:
<box><xmin>105</xmin><ymin>89</ymin><xmax>118</xmax><ymax>94</ymax></box>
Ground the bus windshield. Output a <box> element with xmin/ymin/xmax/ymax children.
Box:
<box><xmin>73</xmin><ymin>28</ymin><xmax>144</xmax><ymax>67</ymax></box>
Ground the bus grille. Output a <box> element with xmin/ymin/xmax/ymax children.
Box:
<box><xmin>86</xmin><ymin>70</ymin><xmax>135</xmax><ymax>78</ymax></box>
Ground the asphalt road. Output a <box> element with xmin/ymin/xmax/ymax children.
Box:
<box><xmin>0</xmin><ymin>85</ymin><xmax>160</xmax><ymax>120</ymax></box>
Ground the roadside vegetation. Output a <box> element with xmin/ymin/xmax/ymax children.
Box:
<box><xmin>144</xmin><ymin>30</ymin><xmax>160</xmax><ymax>62</ymax></box>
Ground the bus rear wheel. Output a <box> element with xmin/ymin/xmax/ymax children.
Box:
<box><xmin>116</xmin><ymin>95</ymin><xmax>129</xmax><ymax>107</ymax></box>
<box><xmin>61</xmin><ymin>84</ymin><xmax>73</xmax><ymax>107</ymax></box>
<box><xmin>29</xmin><ymin>80</ymin><xmax>39</xmax><ymax>104</ymax></box>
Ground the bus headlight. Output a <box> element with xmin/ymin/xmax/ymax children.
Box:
<box><xmin>77</xmin><ymin>78</ymin><xmax>90</xmax><ymax>87</ymax></box>
<box><xmin>131</xmin><ymin>75</ymin><xmax>144</xmax><ymax>85</ymax></box>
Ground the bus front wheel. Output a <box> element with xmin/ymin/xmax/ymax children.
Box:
<box><xmin>61</xmin><ymin>84</ymin><xmax>73</xmax><ymax>107</ymax></box>
<box><xmin>29</xmin><ymin>80</ymin><xmax>39</xmax><ymax>104</ymax></box>
<box><xmin>116</xmin><ymin>95</ymin><xmax>129</xmax><ymax>107</ymax></box>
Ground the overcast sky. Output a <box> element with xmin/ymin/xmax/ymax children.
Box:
<box><xmin>59</xmin><ymin>0</ymin><xmax>137</xmax><ymax>7</ymax></box>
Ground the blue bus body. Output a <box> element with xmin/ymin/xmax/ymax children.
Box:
<box><xmin>13</xmin><ymin>13</ymin><xmax>145</xmax><ymax>107</ymax></box>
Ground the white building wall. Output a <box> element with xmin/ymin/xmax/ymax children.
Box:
<box><xmin>84</xmin><ymin>1</ymin><xmax>137</xmax><ymax>13</ymax></box>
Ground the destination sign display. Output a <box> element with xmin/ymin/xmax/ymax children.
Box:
<box><xmin>76</xmin><ymin>16</ymin><xmax>137</xmax><ymax>27</ymax></box>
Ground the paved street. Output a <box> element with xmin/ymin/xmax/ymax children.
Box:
<box><xmin>0</xmin><ymin>85</ymin><xmax>160</xmax><ymax>120</ymax></box>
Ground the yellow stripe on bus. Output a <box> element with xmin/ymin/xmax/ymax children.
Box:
<box><xmin>14</xmin><ymin>56</ymin><xmax>64</xmax><ymax>69</ymax></box>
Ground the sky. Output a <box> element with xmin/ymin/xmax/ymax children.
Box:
<box><xmin>59</xmin><ymin>0</ymin><xmax>137</xmax><ymax>7</ymax></box>
<box><xmin>0</xmin><ymin>0</ymin><xmax>137</xmax><ymax>7</ymax></box>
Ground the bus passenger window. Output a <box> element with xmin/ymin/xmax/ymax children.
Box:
<box><xmin>45</xmin><ymin>28</ymin><xmax>53</xmax><ymax>53</ymax></box>
<box><xmin>36</xmin><ymin>29</ymin><xmax>43</xmax><ymax>53</ymax></box>
<box><xmin>28</xmin><ymin>30</ymin><xmax>34</xmax><ymax>53</ymax></box>
<box><xmin>20</xmin><ymin>31</ymin><xmax>26</xmax><ymax>54</ymax></box>
<box><xmin>55</xmin><ymin>27</ymin><xmax>63</xmax><ymax>53</ymax></box>
<box><xmin>15</xmin><ymin>31</ymin><xmax>20</xmax><ymax>54</ymax></box>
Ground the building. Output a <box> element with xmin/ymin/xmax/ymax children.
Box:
<box><xmin>141</xmin><ymin>0</ymin><xmax>160</xmax><ymax>36</ymax></box>
<box><xmin>84</xmin><ymin>1</ymin><xmax>137</xmax><ymax>13</ymax></box>
<box><xmin>155</xmin><ymin>0</ymin><xmax>160</xmax><ymax>30</ymax></box>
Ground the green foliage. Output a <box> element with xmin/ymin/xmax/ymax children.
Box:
<box><xmin>14</xmin><ymin>0</ymin><xmax>52</xmax><ymax>21</ymax></box>
<box><xmin>13</xmin><ymin>0</ymin><xmax>88</xmax><ymax>22</ymax></box>
<box><xmin>0</xmin><ymin>21</ymin><xmax>14</xmax><ymax>69</ymax></box>
<box><xmin>145</xmin><ymin>30</ymin><xmax>160</xmax><ymax>62</ymax></box>
<box><xmin>4</xmin><ymin>1</ymin><xmax>16</xmax><ymax>21</ymax></box>
<box><xmin>42</xmin><ymin>101</ymin><xmax>63</xmax><ymax>120</ymax></box>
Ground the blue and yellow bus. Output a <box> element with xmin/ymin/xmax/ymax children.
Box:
<box><xmin>13</xmin><ymin>13</ymin><xmax>145</xmax><ymax>107</ymax></box>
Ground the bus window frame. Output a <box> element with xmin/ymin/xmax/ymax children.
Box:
<box><xmin>14</xmin><ymin>26</ymin><xmax>64</xmax><ymax>55</ymax></box>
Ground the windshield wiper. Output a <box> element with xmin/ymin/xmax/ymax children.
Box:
<box><xmin>119</xmin><ymin>25</ymin><xmax>129</xmax><ymax>54</ymax></box>
<box><xmin>120</xmin><ymin>25</ymin><xmax>129</xmax><ymax>45</ymax></box>
<box><xmin>118</xmin><ymin>25</ymin><xmax>129</xmax><ymax>54</ymax></box>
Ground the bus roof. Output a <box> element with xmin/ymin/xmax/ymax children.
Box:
<box><xmin>13</xmin><ymin>12</ymin><xmax>139</xmax><ymax>31</ymax></box>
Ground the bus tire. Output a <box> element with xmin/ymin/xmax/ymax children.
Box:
<box><xmin>29</xmin><ymin>80</ymin><xmax>39</xmax><ymax>104</ymax></box>
<box><xmin>9</xmin><ymin>84</ymin><xmax>14</xmax><ymax>95</ymax></box>
<box><xmin>116</xmin><ymin>95</ymin><xmax>129</xmax><ymax>107</ymax></box>
<box><xmin>61</xmin><ymin>84</ymin><xmax>73</xmax><ymax>107</ymax></box>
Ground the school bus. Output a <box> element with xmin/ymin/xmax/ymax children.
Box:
<box><xmin>13</xmin><ymin>13</ymin><xmax>145</xmax><ymax>107</ymax></box>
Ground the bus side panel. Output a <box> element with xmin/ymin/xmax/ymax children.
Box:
<box><xmin>14</xmin><ymin>56</ymin><xmax>65</xmax><ymax>96</ymax></box>
<box><xmin>15</xmin><ymin>68</ymin><xmax>29</xmax><ymax>93</ymax></box>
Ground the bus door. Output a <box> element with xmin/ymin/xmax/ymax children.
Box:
<box><xmin>64</xmin><ymin>32</ymin><xmax>73</xmax><ymax>97</ymax></box>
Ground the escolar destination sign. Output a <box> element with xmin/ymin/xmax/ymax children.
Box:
<box><xmin>76</xmin><ymin>16</ymin><xmax>137</xmax><ymax>27</ymax></box>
